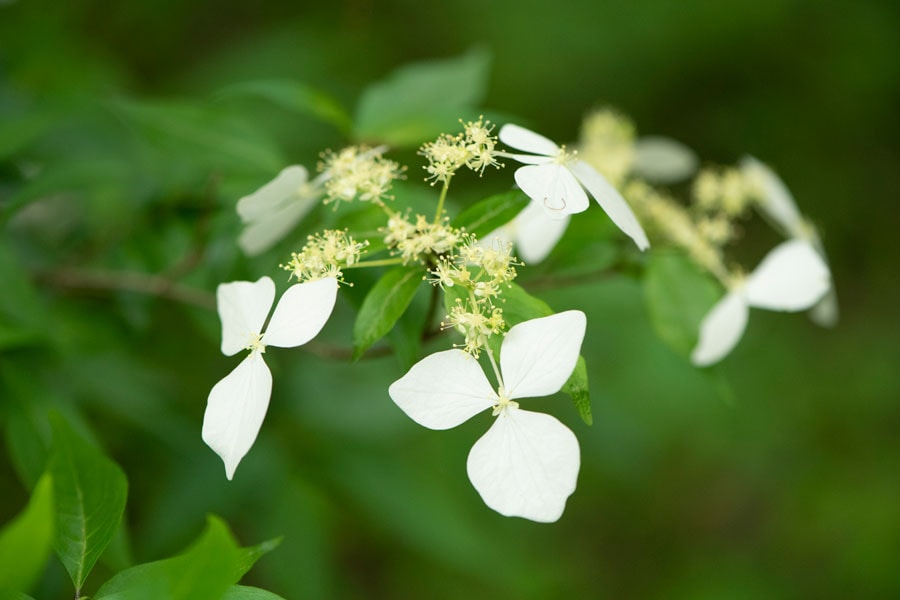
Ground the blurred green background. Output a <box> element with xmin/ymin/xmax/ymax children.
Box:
<box><xmin>2</xmin><ymin>0</ymin><xmax>899</xmax><ymax>598</ymax></box>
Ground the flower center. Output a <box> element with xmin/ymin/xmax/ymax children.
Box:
<box><xmin>552</xmin><ymin>145</ymin><xmax>576</xmax><ymax>166</ymax></box>
<box><xmin>491</xmin><ymin>386</ymin><xmax>519</xmax><ymax>416</ymax></box>
<box><xmin>246</xmin><ymin>332</ymin><xmax>266</xmax><ymax>354</ymax></box>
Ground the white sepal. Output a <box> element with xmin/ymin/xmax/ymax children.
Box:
<box><xmin>237</xmin><ymin>165</ymin><xmax>309</xmax><ymax>222</ymax></box>
<box><xmin>514</xmin><ymin>163</ymin><xmax>589</xmax><ymax>218</ymax></box>
<box><xmin>632</xmin><ymin>136</ymin><xmax>698</xmax><ymax>184</ymax></box>
<box><xmin>740</xmin><ymin>156</ymin><xmax>804</xmax><ymax>238</ymax></box>
<box><xmin>238</xmin><ymin>193</ymin><xmax>318</xmax><ymax>256</ymax></box>
<box><xmin>744</xmin><ymin>240</ymin><xmax>830</xmax><ymax>311</ymax></box>
<box><xmin>499</xmin><ymin>123</ymin><xmax>560</xmax><ymax>156</ymax></box>
<box><xmin>569</xmin><ymin>160</ymin><xmax>650</xmax><ymax>251</ymax></box>
<box><xmin>467</xmin><ymin>407</ymin><xmax>580</xmax><ymax>523</ymax></box>
<box><xmin>217</xmin><ymin>277</ymin><xmax>275</xmax><ymax>356</ymax></box>
<box><xmin>264</xmin><ymin>277</ymin><xmax>339</xmax><ymax>348</ymax></box>
<box><xmin>390</xmin><ymin>349</ymin><xmax>496</xmax><ymax>430</ymax></box>
<box><xmin>501</xmin><ymin>311</ymin><xmax>586</xmax><ymax>400</ymax></box>
<box><xmin>691</xmin><ymin>291</ymin><xmax>749</xmax><ymax>367</ymax></box>
<box><xmin>514</xmin><ymin>200</ymin><xmax>570</xmax><ymax>264</ymax></box>
<box><xmin>202</xmin><ymin>351</ymin><xmax>273</xmax><ymax>480</ymax></box>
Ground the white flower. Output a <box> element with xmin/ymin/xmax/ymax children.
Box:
<box><xmin>236</xmin><ymin>166</ymin><xmax>323</xmax><ymax>256</ymax></box>
<box><xmin>389</xmin><ymin>311</ymin><xmax>586</xmax><ymax>522</ymax></box>
<box><xmin>203</xmin><ymin>275</ymin><xmax>337</xmax><ymax>479</ymax></box>
<box><xmin>482</xmin><ymin>199</ymin><xmax>569</xmax><ymax>264</ymax></box>
<box><xmin>630</xmin><ymin>136</ymin><xmax>698</xmax><ymax>184</ymax></box>
<box><xmin>691</xmin><ymin>240</ymin><xmax>831</xmax><ymax>366</ymax></box>
<box><xmin>740</xmin><ymin>156</ymin><xmax>838</xmax><ymax>326</ymax></box>
<box><xmin>498</xmin><ymin>123</ymin><xmax>649</xmax><ymax>251</ymax></box>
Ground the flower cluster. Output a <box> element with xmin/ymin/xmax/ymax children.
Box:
<box><xmin>318</xmin><ymin>145</ymin><xmax>404</xmax><ymax>206</ymax></box>
<box><xmin>206</xmin><ymin>99</ymin><xmax>835</xmax><ymax>525</ymax></box>
<box><xmin>382</xmin><ymin>212</ymin><xmax>461</xmax><ymax>264</ymax></box>
<box><xmin>282</xmin><ymin>229</ymin><xmax>368</xmax><ymax>283</ymax></box>
<box><xmin>419</xmin><ymin>117</ymin><xmax>502</xmax><ymax>184</ymax></box>
<box><xmin>432</xmin><ymin>236</ymin><xmax>520</xmax><ymax>356</ymax></box>
<box><xmin>692</xmin><ymin>166</ymin><xmax>756</xmax><ymax>218</ymax></box>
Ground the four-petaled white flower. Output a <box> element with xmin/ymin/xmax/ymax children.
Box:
<box><xmin>740</xmin><ymin>155</ymin><xmax>838</xmax><ymax>326</ymax></box>
<box><xmin>691</xmin><ymin>240</ymin><xmax>831</xmax><ymax>366</ymax></box>
<box><xmin>236</xmin><ymin>166</ymin><xmax>324</xmax><ymax>256</ymax></box>
<box><xmin>498</xmin><ymin>123</ymin><xmax>649</xmax><ymax>251</ymax></box>
<box><xmin>203</xmin><ymin>275</ymin><xmax>337</xmax><ymax>479</ymax></box>
<box><xmin>389</xmin><ymin>311</ymin><xmax>586</xmax><ymax>523</ymax></box>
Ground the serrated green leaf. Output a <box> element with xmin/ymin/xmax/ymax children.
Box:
<box><xmin>643</xmin><ymin>250</ymin><xmax>721</xmax><ymax>357</ymax></box>
<box><xmin>49</xmin><ymin>413</ymin><xmax>128</xmax><ymax>592</ymax></box>
<box><xmin>94</xmin><ymin>516</ymin><xmax>242</xmax><ymax>600</ymax></box>
<box><xmin>451</xmin><ymin>189</ymin><xmax>530</xmax><ymax>239</ymax></box>
<box><xmin>222</xmin><ymin>586</ymin><xmax>287</xmax><ymax>600</ymax></box>
<box><xmin>352</xmin><ymin>267</ymin><xmax>423</xmax><ymax>360</ymax></box>
<box><xmin>355</xmin><ymin>49</ymin><xmax>491</xmax><ymax>147</ymax></box>
<box><xmin>214</xmin><ymin>79</ymin><xmax>351</xmax><ymax>134</ymax></box>
<box><xmin>0</xmin><ymin>474</ymin><xmax>54</xmax><ymax>594</ymax></box>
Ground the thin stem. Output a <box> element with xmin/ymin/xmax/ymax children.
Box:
<box><xmin>433</xmin><ymin>178</ymin><xmax>451</xmax><ymax>224</ymax></box>
<box><xmin>485</xmin><ymin>345</ymin><xmax>504</xmax><ymax>391</ymax></box>
<box><xmin>344</xmin><ymin>257</ymin><xmax>406</xmax><ymax>269</ymax></box>
<box><xmin>36</xmin><ymin>267</ymin><xmax>216</xmax><ymax>310</ymax></box>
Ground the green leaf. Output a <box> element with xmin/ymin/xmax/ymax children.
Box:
<box><xmin>355</xmin><ymin>49</ymin><xmax>491</xmax><ymax>147</ymax></box>
<box><xmin>352</xmin><ymin>267</ymin><xmax>423</xmax><ymax>360</ymax></box>
<box><xmin>214</xmin><ymin>79</ymin><xmax>352</xmax><ymax>134</ymax></box>
<box><xmin>94</xmin><ymin>516</ymin><xmax>242</xmax><ymax>600</ymax></box>
<box><xmin>234</xmin><ymin>537</ymin><xmax>281</xmax><ymax>581</ymax></box>
<box><xmin>109</xmin><ymin>98</ymin><xmax>284</xmax><ymax>174</ymax></box>
<box><xmin>222</xmin><ymin>586</ymin><xmax>287</xmax><ymax>600</ymax></box>
<box><xmin>388</xmin><ymin>284</ymin><xmax>431</xmax><ymax>370</ymax></box>
<box><xmin>561</xmin><ymin>357</ymin><xmax>592</xmax><ymax>426</ymax></box>
<box><xmin>49</xmin><ymin>413</ymin><xmax>128</xmax><ymax>592</ymax></box>
<box><xmin>451</xmin><ymin>189</ymin><xmax>530</xmax><ymax>239</ymax></box>
<box><xmin>643</xmin><ymin>250</ymin><xmax>721</xmax><ymax>357</ymax></box>
<box><xmin>0</xmin><ymin>474</ymin><xmax>54</xmax><ymax>595</ymax></box>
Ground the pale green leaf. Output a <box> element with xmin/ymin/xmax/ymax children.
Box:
<box><xmin>0</xmin><ymin>474</ymin><xmax>54</xmax><ymax>594</ymax></box>
<box><xmin>222</xmin><ymin>586</ymin><xmax>287</xmax><ymax>600</ymax></box>
<box><xmin>215</xmin><ymin>79</ymin><xmax>351</xmax><ymax>134</ymax></box>
<box><xmin>355</xmin><ymin>49</ymin><xmax>491</xmax><ymax>146</ymax></box>
<box><xmin>94</xmin><ymin>516</ymin><xmax>241</xmax><ymax>600</ymax></box>
<box><xmin>643</xmin><ymin>250</ymin><xmax>721</xmax><ymax>356</ymax></box>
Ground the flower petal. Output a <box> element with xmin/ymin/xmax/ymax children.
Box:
<box><xmin>631</xmin><ymin>136</ymin><xmax>698</xmax><ymax>184</ymax></box>
<box><xmin>514</xmin><ymin>163</ymin><xmax>589</xmax><ymax>218</ymax></box>
<box><xmin>238</xmin><ymin>194</ymin><xmax>319</xmax><ymax>256</ymax></box>
<box><xmin>500</xmin><ymin>311</ymin><xmax>586</xmax><ymax>400</ymax></box>
<box><xmin>499</xmin><ymin>123</ymin><xmax>560</xmax><ymax>157</ymax></box>
<box><xmin>264</xmin><ymin>277</ymin><xmax>338</xmax><ymax>348</ymax></box>
<box><xmin>691</xmin><ymin>290</ymin><xmax>749</xmax><ymax>367</ymax></box>
<box><xmin>236</xmin><ymin>165</ymin><xmax>309</xmax><ymax>222</ymax></box>
<box><xmin>740</xmin><ymin>156</ymin><xmax>804</xmax><ymax>238</ymax></box>
<box><xmin>569</xmin><ymin>160</ymin><xmax>650</xmax><ymax>251</ymax></box>
<box><xmin>744</xmin><ymin>240</ymin><xmax>830</xmax><ymax>311</ymax></box>
<box><xmin>202</xmin><ymin>352</ymin><xmax>273</xmax><ymax>480</ymax></box>
<box><xmin>218</xmin><ymin>277</ymin><xmax>275</xmax><ymax>356</ymax></box>
<box><xmin>467</xmin><ymin>407</ymin><xmax>580</xmax><ymax>522</ymax></box>
<box><xmin>514</xmin><ymin>200</ymin><xmax>570</xmax><ymax>264</ymax></box>
<box><xmin>810</xmin><ymin>288</ymin><xmax>839</xmax><ymax>328</ymax></box>
<box><xmin>389</xmin><ymin>349</ymin><xmax>496</xmax><ymax>430</ymax></box>
<box><xmin>504</xmin><ymin>153</ymin><xmax>554</xmax><ymax>166</ymax></box>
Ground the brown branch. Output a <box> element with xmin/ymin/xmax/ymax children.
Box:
<box><xmin>36</xmin><ymin>267</ymin><xmax>216</xmax><ymax>310</ymax></box>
